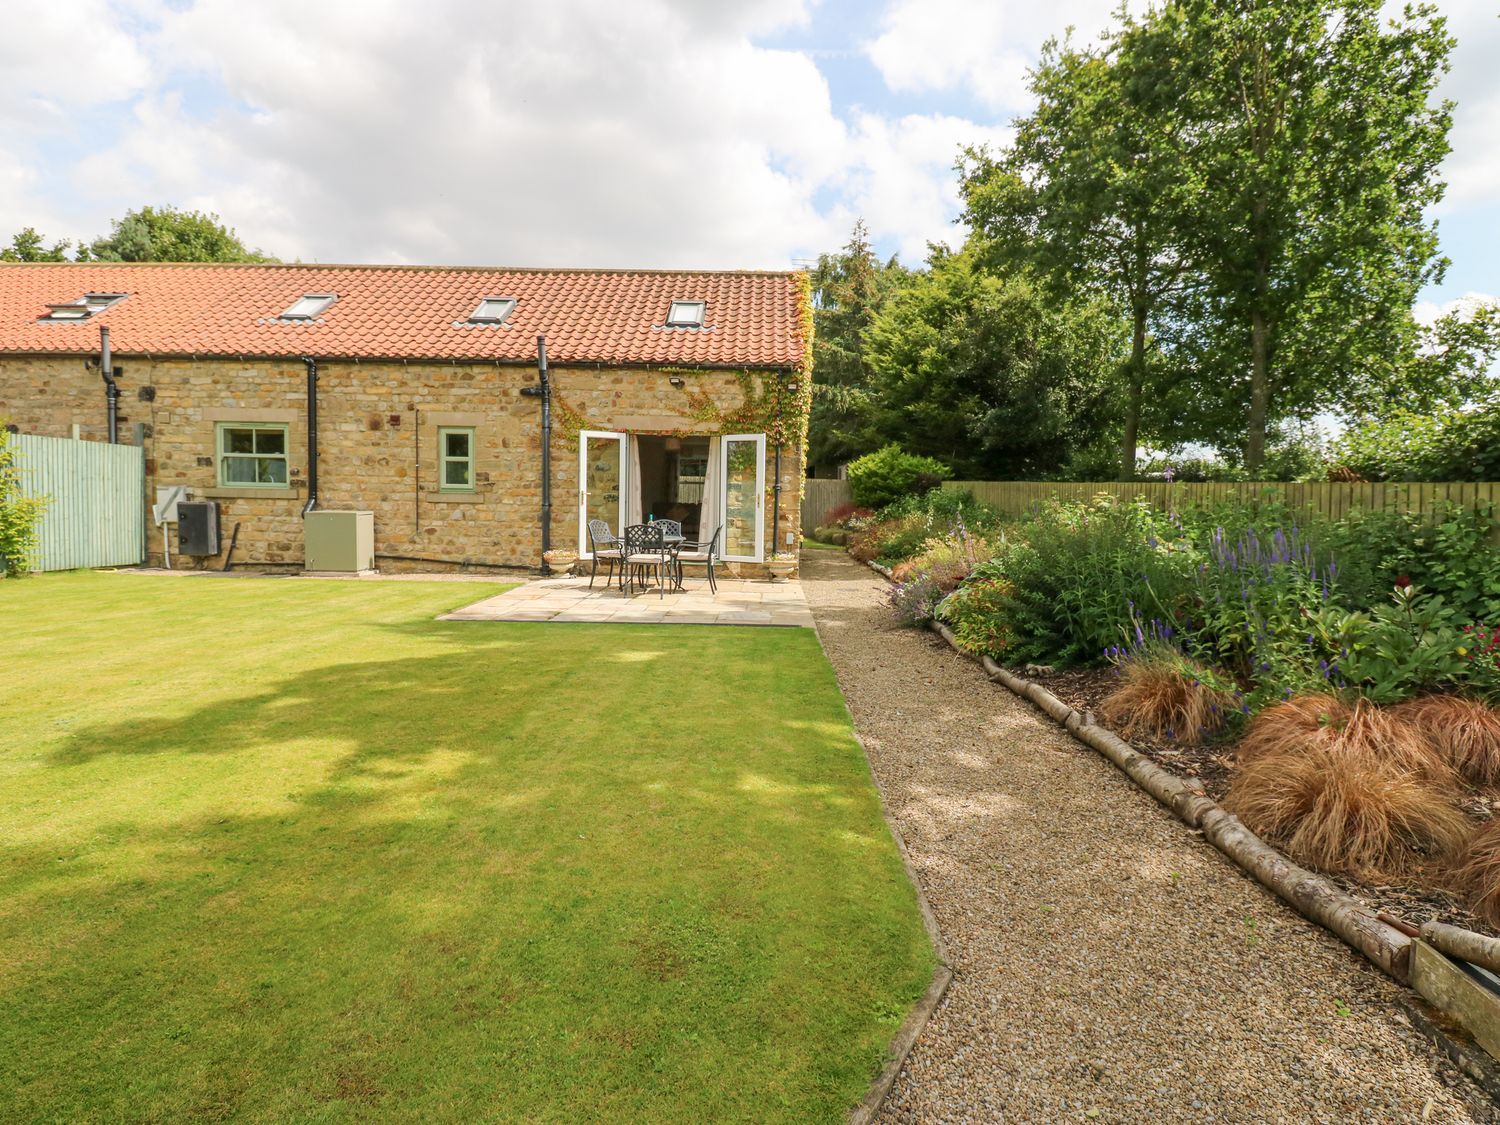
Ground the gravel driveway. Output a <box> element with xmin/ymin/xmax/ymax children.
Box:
<box><xmin>800</xmin><ymin>549</ymin><xmax>1494</xmax><ymax>1124</ymax></box>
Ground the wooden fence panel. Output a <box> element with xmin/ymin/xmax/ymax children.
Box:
<box><xmin>13</xmin><ymin>434</ymin><xmax>146</xmax><ymax>571</ymax></box>
<box><xmin>940</xmin><ymin>479</ymin><xmax>1500</xmax><ymax>528</ymax></box>
<box><xmin>801</xmin><ymin>478</ymin><xmax>854</xmax><ymax>536</ymax></box>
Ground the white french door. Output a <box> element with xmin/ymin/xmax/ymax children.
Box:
<box><xmin>719</xmin><ymin>433</ymin><xmax>766</xmax><ymax>562</ymax></box>
<box><xmin>578</xmin><ymin>430</ymin><xmax>627</xmax><ymax>556</ymax></box>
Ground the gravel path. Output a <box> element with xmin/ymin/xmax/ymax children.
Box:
<box><xmin>800</xmin><ymin>549</ymin><xmax>1495</xmax><ymax>1124</ymax></box>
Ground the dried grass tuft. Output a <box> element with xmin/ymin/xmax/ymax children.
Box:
<box><xmin>1223</xmin><ymin>698</ymin><xmax>1469</xmax><ymax>881</ymax></box>
<box><xmin>1234</xmin><ymin>694</ymin><xmax>1350</xmax><ymax>764</ymax></box>
<box><xmin>1391</xmin><ymin>694</ymin><xmax>1500</xmax><ymax>787</ymax></box>
<box><xmin>1098</xmin><ymin>660</ymin><xmax>1236</xmax><ymax>746</ymax></box>
<box><xmin>1454</xmin><ymin>818</ymin><xmax>1500</xmax><ymax>930</ymax></box>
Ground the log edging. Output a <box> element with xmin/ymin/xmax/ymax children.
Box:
<box><xmin>924</xmin><ymin>620</ymin><xmax>1414</xmax><ymax>982</ymax></box>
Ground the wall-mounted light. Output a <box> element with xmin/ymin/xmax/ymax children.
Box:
<box><xmin>786</xmin><ymin>381</ymin><xmax>799</xmax><ymax>394</ymax></box>
<box><xmin>669</xmin><ymin>376</ymin><xmax>685</xmax><ymax>388</ymax></box>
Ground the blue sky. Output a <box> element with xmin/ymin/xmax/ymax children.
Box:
<box><xmin>0</xmin><ymin>0</ymin><xmax>1494</xmax><ymax>321</ymax></box>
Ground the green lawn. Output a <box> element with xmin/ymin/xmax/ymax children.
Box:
<box><xmin>0</xmin><ymin>573</ymin><xmax>931</xmax><ymax>1123</ymax></box>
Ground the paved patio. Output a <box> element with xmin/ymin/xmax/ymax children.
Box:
<box><xmin>439</xmin><ymin>573</ymin><xmax>814</xmax><ymax>627</ymax></box>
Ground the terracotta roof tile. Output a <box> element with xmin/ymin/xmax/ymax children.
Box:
<box><xmin>0</xmin><ymin>263</ymin><xmax>806</xmax><ymax>368</ymax></box>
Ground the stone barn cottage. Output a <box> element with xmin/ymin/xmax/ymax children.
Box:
<box><xmin>0</xmin><ymin>263</ymin><xmax>812</xmax><ymax>575</ymax></box>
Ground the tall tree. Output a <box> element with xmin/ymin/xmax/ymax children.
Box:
<box><xmin>863</xmin><ymin>244</ymin><xmax>1125</xmax><ymax>479</ymax></box>
<box><xmin>806</xmin><ymin>221</ymin><xmax>907</xmax><ymax>473</ymax></box>
<box><xmin>88</xmin><ymin>206</ymin><xmax>274</xmax><ymax>263</ymax></box>
<box><xmin>960</xmin><ymin>16</ymin><xmax>1195</xmax><ymax>479</ymax></box>
<box><xmin>1</xmin><ymin>227</ymin><xmax>77</xmax><ymax>262</ymax></box>
<box><xmin>1155</xmin><ymin>0</ymin><xmax>1454</xmax><ymax>469</ymax></box>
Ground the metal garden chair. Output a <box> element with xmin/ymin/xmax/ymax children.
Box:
<box><xmin>587</xmin><ymin>519</ymin><xmax>624</xmax><ymax>589</ymax></box>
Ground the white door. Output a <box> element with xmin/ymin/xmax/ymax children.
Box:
<box><xmin>578</xmin><ymin>430</ymin><xmax>627</xmax><ymax>556</ymax></box>
<box><xmin>719</xmin><ymin>433</ymin><xmax>766</xmax><ymax>562</ymax></box>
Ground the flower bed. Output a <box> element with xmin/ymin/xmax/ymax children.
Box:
<box><xmin>861</xmin><ymin>488</ymin><xmax>1500</xmax><ymax>936</ymax></box>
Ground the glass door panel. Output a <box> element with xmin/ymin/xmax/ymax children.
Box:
<box><xmin>720</xmin><ymin>433</ymin><xmax>765</xmax><ymax>561</ymax></box>
<box><xmin>578</xmin><ymin>430</ymin><xmax>626</xmax><ymax>556</ymax></box>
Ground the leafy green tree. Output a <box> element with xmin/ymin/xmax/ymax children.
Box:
<box><xmin>1153</xmin><ymin>0</ymin><xmax>1454</xmax><ymax>470</ymax></box>
<box><xmin>863</xmin><ymin>245</ymin><xmax>1125</xmax><ymax>479</ymax></box>
<box><xmin>806</xmin><ymin>221</ymin><xmax>908</xmax><ymax>473</ymax></box>
<box><xmin>0</xmin><ymin>425</ymin><xmax>49</xmax><ymax>577</ymax></box>
<box><xmin>87</xmin><ymin>205</ymin><xmax>274</xmax><ymax>263</ymax></box>
<box><xmin>960</xmin><ymin>15</ymin><xmax>1195</xmax><ymax>480</ymax></box>
<box><xmin>0</xmin><ymin>227</ymin><xmax>78</xmax><ymax>262</ymax></box>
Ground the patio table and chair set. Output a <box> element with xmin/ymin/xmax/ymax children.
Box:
<box><xmin>586</xmin><ymin>518</ymin><xmax>721</xmax><ymax>598</ymax></box>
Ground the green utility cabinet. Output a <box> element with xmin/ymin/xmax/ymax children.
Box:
<box><xmin>303</xmin><ymin>510</ymin><xmax>375</xmax><ymax>574</ymax></box>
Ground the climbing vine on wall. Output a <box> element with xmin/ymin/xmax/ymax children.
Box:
<box><xmin>554</xmin><ymin>273</ymin><xmax>814</xmax><ymax>465</ymax></box>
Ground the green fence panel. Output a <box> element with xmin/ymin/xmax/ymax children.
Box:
<box><xmin>14</xmin><ymin>434</ymin><xmax>146</xmax><ymax>571</ymax></box>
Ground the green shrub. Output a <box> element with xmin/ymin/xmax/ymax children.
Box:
<box><xmin>847</xmin><ymin>444</ymin><xmax>951</xmax><ymax>509</ymax></box>
<box><xmin>1332</xmin><ymin>400</ymin><xmax>1500</xmax><ymax>482</ymax></box>
<box><xmin>936</xmin><ymin>577</ymin><xmax>1015</xmax><ymax>659</ymax></box>
<box><xmin>1310</xmin><ymin>584</ymin><xmax>1468</xmax><ymax>704</ymax></box>
<box><xmin>982</xmin><ymin>496</ymin><xmax>1198</xmax><ymax>666</ymax></box>
<box><xmin>0</xmin><ymin>427</ymin><xmax>47</xmax><ymax>577</ymax></box>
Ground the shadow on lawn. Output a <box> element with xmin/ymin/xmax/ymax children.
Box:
<box><xmin>5</xmin><ymin>624</ymin><xmax>922</xmax><ymax>1122</ymax></box>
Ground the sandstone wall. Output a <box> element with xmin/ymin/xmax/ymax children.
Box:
<box><xmin>0</xmin><ymin>355</ymin><xmax>803</xmax><ymax>574</ymax></box>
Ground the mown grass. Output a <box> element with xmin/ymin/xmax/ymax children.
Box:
<box><xmin>0</xmin><ymin>572</ymin><xmax>932</xmax><ymax>1123</ymax></box>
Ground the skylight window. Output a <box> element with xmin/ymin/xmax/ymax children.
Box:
<box><xmin>279</xmin><ymin>294</ymin><xmax>337</xmax><ymax>320</ymax></box>
<box><xmin>665</xmin><ymin>300</ymin><xmax>706</xmax><ymax>328</ymax></box>
<box><xmin>468</xmin><ymin>297</ymin><xmax>516</xmax><ymax>324</ymax></box>
<box><xmin>40</xmin><ymin>293</ymin><xmax>126</xmax><ymax>322</ymax></box>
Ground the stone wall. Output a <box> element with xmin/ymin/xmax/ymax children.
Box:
<box><xmin>0</xmin><ymin>354</ymin><xmax>804</xmax><ymax>574</ymax></box>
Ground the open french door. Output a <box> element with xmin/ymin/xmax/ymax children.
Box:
<box><xmin>578</xmin><ymin>430</ymin><xmax>627</xmax><ymax>557</ymax></box>
<box><xmin>719</xmin><ymin>433</ymin><xmax>766</xmax><ymax>562</ymax></box>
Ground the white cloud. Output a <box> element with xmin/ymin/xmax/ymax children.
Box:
<box><xmin>1414</xmin><ymin>291</ymin><xmax>1500</xmax><ymax>327</ymax></box>
<box><xmin>0</xmin><ymin>0</ymin><xmax>155</xmax><ymax>128</ymax></box>
<box><xmin>864</xmin><ymin>0</ymin><xmax>1125</xmax><ymax>113</ymax></box>
<box><xmin>11</xmin><ymin>0</ymin><xmax>881</xmax><ymax>267</ymax></box>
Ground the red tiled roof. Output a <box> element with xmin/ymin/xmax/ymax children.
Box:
<box><xmin>0</xmin><ymin>263</ymin><xmax>807</xmax><ymax>368</ymax></box>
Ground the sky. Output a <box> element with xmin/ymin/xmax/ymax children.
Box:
<box><xmin>0</xmin><ymin>0</ymin><xmax>1495</xmax><ymax>321</ymax></box>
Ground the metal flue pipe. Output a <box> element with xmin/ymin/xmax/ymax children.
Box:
<box><xmin>100</xmin><ymin>326</ymin><xmax>119</xmax><ymax>444</ymax></box>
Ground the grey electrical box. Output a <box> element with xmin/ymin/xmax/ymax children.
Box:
<box><xmin>304</xmin><ymin>510</ymin><xmax>375</xmax><ymax>574</ymax></box>
<box><xmin>178</xmin><ymin>501</ymin><xmax>220</xmax><ymax>556</ymax></box>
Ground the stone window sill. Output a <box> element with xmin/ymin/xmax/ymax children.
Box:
<box><xmin>426</xmin><ymin>491</ymin><xmax>483</xmax><ymax>503</ymax></box>
<box><xmin>202</xmin><ymin>486</ymin><xmax>302</xmax><ymax>500</ymax></box>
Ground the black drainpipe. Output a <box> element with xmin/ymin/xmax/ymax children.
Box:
<box><xmin>100</xmin><ymin>326</ymin><xmax>119</xmax><ymax>444</ymax></box>
<box><xmin>773</xmin><ymin>442</ymin><xmax>782</xmax><ymax>556</ymax></box>
<box><xmin>520</xmin><ymin>336</ymin><xmax>553</xmax><ymax>571</ymax></box>
<box><xmin>301</xmin><ymin>356</ymin><xmax>319</xmax><ymax>516</ymax></box>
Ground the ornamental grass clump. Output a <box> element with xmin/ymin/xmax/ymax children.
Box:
<box><xmin>1390</xmin><ymin>694</ymin><xmax>1500</xmax><ymax>787</ymax></box>
<box><xmin>1098</xmin><ymin>642</ymin><xmax>1240</xmax><ymax>745</ymax></box>
<box><xmin>1223</xmin><ymin>698</ymin><xmax>1468</xmax><ymax>881</ymax></box>
<box><xmin>1454</xmin><ymin>819</ymin><xmax>1500</xmax><ymax>930</ymax></box>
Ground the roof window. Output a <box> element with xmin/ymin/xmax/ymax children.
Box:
<box><xmin>279</xmin><ymin>293</ymin><xmax>337</xmax><ymax>320</ymax></box>
<box><xmin>665</xmin><ymin>299</ymin><xmax>705</xmax><ymax>328</ymax></box>
<box><xmin>468</xmin><ymin>297</ymin><xmax>516</xmax><ymax>325</ymax></box>
<box><xmin>40</xmin><ymin>293</ymin><xmax>127</xmax><ymax>322</ymax></box>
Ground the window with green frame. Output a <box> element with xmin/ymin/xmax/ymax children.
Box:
<box><xmin>216</xmin><ymin>422</ymin><xmax>289</xmax><ymax>487</ymax></box>
<box><xmin>439</xmin><ymin>427</ymin><xmax>476</xmax><ymax>491</ymax></box>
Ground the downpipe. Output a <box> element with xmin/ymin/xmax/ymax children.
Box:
<box><xmin>100</xmin><ymin>326</ymin><xmax>119</xmax><ymax>444</ymax></box>
<box><xmin>521</xmin><ymin>335</ymin><xmax>553</xmax><ymax>573</ymax></box>
<box><xmin>301</xmin><ymin>356</ymin><xmax>319</xmax><ymax>516</ymax></box>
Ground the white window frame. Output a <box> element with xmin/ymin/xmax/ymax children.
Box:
<box><xmin>577</xmin><ymin>430</ymin><xmax>628</xmax><ymax>557</ymax></box>
<box><xmin>719</xmin><ymin>432</ymin><xmax>766</xmax><ymax>562</ymax></box>
<box><xmin>665</xmin><ymin>300</ymin><xmax>705</xmax><ymax>328</ymax></box>
<box><xmin>438</xmin><ymin>426</ymin><xmax>477</xmax><ymax>492</ymax></box>
<box><xmin>279</xmin><ymin>293</ymin><xmax>337</xmax><ymax>320</ymax></box>
<box><xmin>216</xmin><ymin>422</ymin><xmax>290</xmax><ymax>488</ymax></box>
<box><xmin>468</xmin><ymin>297</ymin><xmax>516</xmax><ymax>324</ymax></box>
